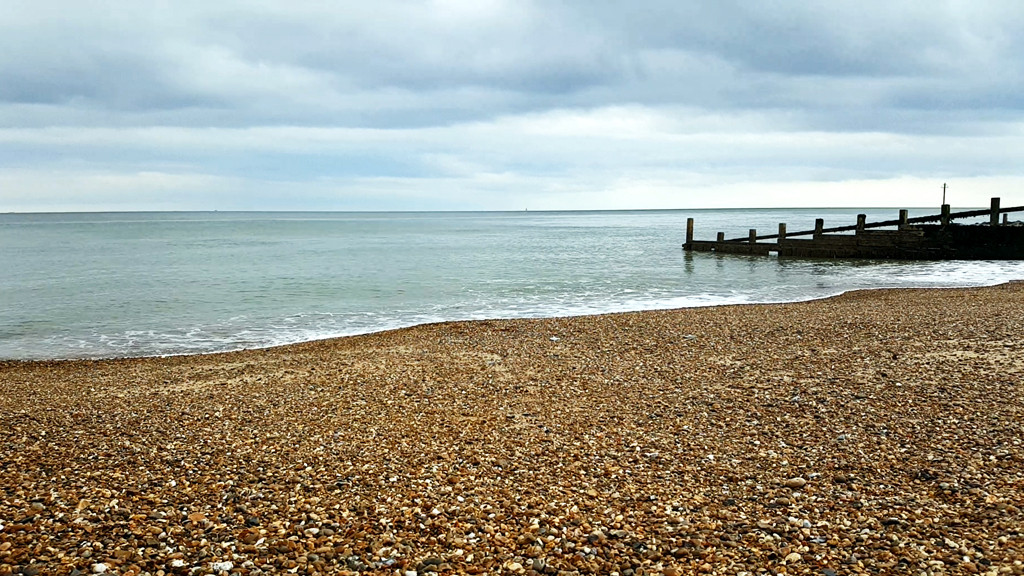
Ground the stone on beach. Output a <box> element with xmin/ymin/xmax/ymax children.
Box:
<box><xmin>1</xmin><ymin>283</ymin><xmax>1023</xmax><ymax>575</ymax></box>
<box><xmin>784</xmin><ymin>476</ymin><xmax>807</xmax><ymax>489</ymax></box>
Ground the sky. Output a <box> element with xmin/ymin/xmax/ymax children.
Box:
<box><xmin>2</xmin><ymin>1</ymin><xmax>1024</xmax><ymax>212</ymax></box>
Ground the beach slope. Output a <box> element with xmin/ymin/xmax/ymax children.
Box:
<box><xmin>2</xmin><ymin>284</ymin><xmax>1023</xmax><ymax>575</ymax></box>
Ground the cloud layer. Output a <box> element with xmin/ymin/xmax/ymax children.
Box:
<box><xmin>3</xmin><ymin>1</ymin><xmax>1023</xmax><ymax>211</ymax></box>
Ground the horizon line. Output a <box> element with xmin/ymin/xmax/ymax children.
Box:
<box><xmin>0</xmin><ymin>205</ymin><xmax>984</xmax><ymax>216</ymax></box>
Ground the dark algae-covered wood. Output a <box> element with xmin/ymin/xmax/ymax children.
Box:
<box><xmin>684</xmin><ymin>197</ymin><xmax>1024</xmax><ymax>259</ymax></box>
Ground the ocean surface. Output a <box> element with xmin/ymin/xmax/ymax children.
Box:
<box><xmin>2</xmin><ymin>208</ymin><xmax>1023</xmax><ymax>360</ymax></box>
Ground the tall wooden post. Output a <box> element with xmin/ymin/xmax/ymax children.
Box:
<box><xmin>941</xmin><ymin>204</ymin><xmax>951</xmax><ymax>227</ymax></box>
<box><xmin>856</xmin><ymin>214</ymin><xmax>866</xmax><ymax>232</ymax></box>
<box><xmin>778</xmin><ymin>223</ymin><xmax>787</xmax><ymax>242</ymax></box>
<box><xmin>899</xmin><ymin>209</ymin><xmax>909</xmax><ymax>229</ymax></box>
<box><xmin>686</xmin><ymin>218</ymin><xmax>694</xmax><ymax>244</ymax></box>
<box><xmin>717</xmin><ymin>232</ymin><xmax>725</xmax><ymax>242</ymax></box>
<box><xmin>990</xmin><ymin>197</ymin><xmax>1001</xmax><ymax>226</ymax></box>
<box><xmin>749</xmin><ymin>229</ymin><xmax>757</xmax><ymax>243</ymax></box>
<box><xmin>814</xmin><ymin>218</ymin><xmax>824</xmax><ymax>237</ymax></box>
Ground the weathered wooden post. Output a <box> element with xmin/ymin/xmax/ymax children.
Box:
<box><xmin>686</xmin><ymin>218</ymin><xmax>694</xmax><ymax>244</ymax></box>
<box><xmin>717</xmin><ymin>232</ymin><xmax>725</xmax><ymax>242</ymax></box>
<box><xmin>749</xmin><ymin>229</ymin><xmax>757</xmax><ymax>243</ymax></box>
<box><xmin>899</xmin><ymin>209</ymin><xmax>909</xmax><ymax>229</ymax></box>
<box><xmin>941</xmin><ymin>204</ymin><xmax>951</xmax><ymax>227</ymax></box>
<box><xmin>991</xmin><ymin>197</ymin><xmax>1001</xmax><ymax>226</ymax></box>
<box><xmin>856</xmin><ymin>214</ymin><xmax>866</xmax><ymax>232</ymax></box>
<box><xmin>1005</xmin><ymin>214</ymin><xmax>1010</xmax><ymax>225</ymax></box>
<box><xmin>814</xmin><ymin>218</ymin><xmax>824</xmax><ymax>237</ymax></box>
<box><xmin>778</xmin><ymin>223</ymin><xmax>787</xmax><ymax>242</ymax></box>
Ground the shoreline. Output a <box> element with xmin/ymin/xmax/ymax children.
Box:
<box><xmin>4</xmin><ymin>281</ymin><xmax>1023</xmax><ymax>365</ymax></box>
<box><xmin>2</xmin><ymin>283</ymin><xmax>1023</xmax><ymax>575</ymax></box>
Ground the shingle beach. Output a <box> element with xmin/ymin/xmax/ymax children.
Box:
<box><xmin>2</xmin><ymin>284</ymin><xmax>1023</xmax><ymax>576</ymax></box>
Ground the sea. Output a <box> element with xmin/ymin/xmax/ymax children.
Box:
<box><xmin>2</xmin><ymin>208</ymin><xmax>1022</xmax><ymax>361</ymax></box>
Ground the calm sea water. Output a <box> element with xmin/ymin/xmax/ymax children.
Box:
<box><xmin>2</xmin><ymin>209</ymin><xmax>1022</xmax><ymax>360</ymax></box>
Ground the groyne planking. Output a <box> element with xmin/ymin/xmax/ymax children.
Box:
<box><xmin>683</xmin><ymin>198</ymin><xmax>1024</xmax><ymax>259</ymax></box>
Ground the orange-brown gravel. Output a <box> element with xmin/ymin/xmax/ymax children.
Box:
<box><xmin>2</xmin><ymin>284</ymin><xmax>1023</xmax><ymax>576</ymax></box>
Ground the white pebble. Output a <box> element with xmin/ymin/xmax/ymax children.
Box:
<box><xmin>784</xmin><ymin>477</ymin><xmax>807</xmax><ymax>489</ymax></box>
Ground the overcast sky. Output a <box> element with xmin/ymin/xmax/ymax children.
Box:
<box><xmin>2</xmin><ymin>1</ymin><xmax>1023</xmax><ymax>211</ymax></box>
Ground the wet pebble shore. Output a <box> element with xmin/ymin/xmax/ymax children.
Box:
<box><xmin>2</xmin><ymin>284</ymin><xmax>1023</xmax><ymax>575</ymax></box>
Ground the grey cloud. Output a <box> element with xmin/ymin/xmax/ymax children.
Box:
<box><xmin>4</xmin><ymin>1</ymin><xmax>1023</xmax><ymax>131</ymax></box>
<box><xmin>2</xmin><ymin>0</ymin><xmax>1024</xmax><ymax>212</ymax></box>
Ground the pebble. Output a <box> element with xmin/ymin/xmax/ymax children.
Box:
<box><xmin>2</xmin><ymin>284</ymin><xmax>1023</xmax><ymax>575</ymax></box>
<box><xmin>784</xmin><ymin>477</ymin><xmax>807</xmax><ymax>489</ymax></box>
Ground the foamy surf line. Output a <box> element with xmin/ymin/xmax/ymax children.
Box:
<box><xmin>4</xmin><ymin>279</ymin><xmax>1021</xmax><ymax>362</ymax></box>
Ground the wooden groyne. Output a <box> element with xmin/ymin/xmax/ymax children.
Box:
<box><xmin>683</xmin><ymin>198</ymin><xmax>1024</xmax><ymax>259</ymax></box>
